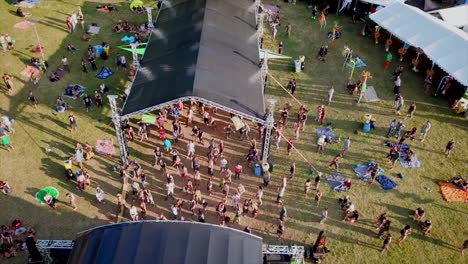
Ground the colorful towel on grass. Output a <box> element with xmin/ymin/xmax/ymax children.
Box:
<box><xmin>264</xmin><ymin>5</ymin><xmax>280</xmax><ymax>13</ymax></box>
<box><xmin>14</xmin><ymin>20</ymin><xmax>35</xmax><ymax>29</ymax></box>
<box><xmin>96</xmin><ymin>139</ymin><xmax>115</xmax><ymax>155</ymax></box>
<box><xmin>19</xmin><ymin>65</ymin><xmax>41</xmax><ymax>80</ymax></box>
<box><xmin>96</xmin><ymin>67</ymin><xmax>113</xmax><ymax>79</ymax></box>
<box><xmin>315</xmin><ymin>127</ymin><xmax>337</xmax><ymax>139</ymax></box>
<box><xmin>376</xmin><ymin>175</ymin><xmax>397</xmax><ymax>190</ymax></box>
<box><xmin>438</xmin><ymin>182</ymin><xmax>468</xmax><ymax>203</ymax></box>
<box><xmin>326</xmin><ymin>173</ymin><xmax>345</xmax><ymax>190</ymax></box>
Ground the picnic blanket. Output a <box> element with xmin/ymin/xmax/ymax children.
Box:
<box><xmin>327</xmin><ymin>173</ymin><xmax>345</xmax><ymax>190</ymax></box>
<box><xmin>35</xmin><ymin>186</ymin><xmax>59</xmax><ymax>204</ymax></box>
<box><xmin>231</xmin><ymin>116</ymin><xmax>244</xmax><ymax>131</ymax></box>
<box><xmin>64</xmin><ymin>84</ymin><xmax>85</xmax><ymax>99</ymax></box>
<box><xmin>315</xmin><ymin>127</ymin><xmax>337</xmax><ymax>139</ymax></box>
<box><xmin>364</xmin><ymin>86</ymin><xmax>380</xmax><ymax>102</ymax></box>
<box><xmin>96</xmin><ymin>67</ymin><xmax>114</xmax><ymax>79</ymax></box>
<box><xmin>438</xmin><ymin>182</ymin><xmax>468</xmax><ymax>203</ymax></box>
<box><xmin>399</xmin><ymin>154</ymin><xmax>421</xmax><ymax>169</ymax></box>
<box><xmin>353</xmin><ymin>163</ymin><xmax>383</xmax><ymax>181</ymax></box>
<box><xmin>355</xmin><ymin>58</ymin><xmax>367</xmax><ymax>68</ymax></box>
<box><xmin>87</xmin><ymin>26</ymin><xmax>101</xmax><ymax>35</ymax></box>
<box><xmin>376</xmin><ymin>175</ymin><xmax>397</xmax><ymax>190</ymax></box>
<box><xmin>19</xmin><ymin>65</ymin><xmax>41</xmax><ymax>80</ymax></box>
<box><xmin>14</xmin><ymin>20</ymin><xmax>35</xmax><ymax>29</ymax></box>
<box><xmin>96</xmin><ymin>139</ymin><xmax>115</xmax><ymax>155</ymax></box>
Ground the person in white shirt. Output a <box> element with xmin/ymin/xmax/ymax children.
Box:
<box><xmin>187</xmin><ymin>140</ymin><xmax>195</xmax><ymax>158</ymax></box>
<box><xmin>327</xmin><ymin>86</ymin><xmax>334</xmax><ymax>105</ymax></box>
<box><xmin>317</xmin><ymin>135</ymin><xmax>326</xmax><ymax>153</ymax></box>
<box><xmin>166</xmin><ymin>182</ymin><xmax>175</xmax><ymax>200</ymax></box>
<box><xmin>129</xmin><ymin>205</ymin><xmax>138</xmax><ymax>221</ymax></box>
<box><xmin>219</xmin><ymin>158</ymin><xmax>228</xmax><ymax>173</ymax></box>
<box><xmin>96</xmin><ymin>186</ymin><xmax>105</xmax><ymax>203</ymax></box>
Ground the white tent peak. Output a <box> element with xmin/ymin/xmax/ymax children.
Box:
<box><xmin>370</xmin><ymin>1</ymin><xmax>468</xmax><ymax>86</ymax></box>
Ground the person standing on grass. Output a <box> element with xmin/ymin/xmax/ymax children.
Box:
<box><xmin>445</xmin><ymin>139</ymin><xmax>455</xmax><ymax>157</ymax></box>
<box><xmin>272</xmin><ymin>26</ymin><xmax>278</xmax><ymax>40</ymax></box>
<box><xmin>68</xmin><ymin>112</ymin><xmax>77</xmax><ymax>132</ymax></box>
<box><xmin>81</xmin><ymin>58</ymin><xmax>88</xmax><ymax>73</ymax></box>
<box><xmin>389</xmin><ymin>150</ymin><xmax>400</xmax><ymax>170</ymax></box>
<box><xmin>286</xmin><ymin>23</ymin><xmax>292</xmax><ymax>37</ymax></box>
<box><xmin>381</xmin><ymin>234</ymin><xmax>392</xmax><ymax>254</ymax></box>
<box><xmin>320</xmin><ymin>107</ymin><xmax>326</xmax><ymax>125</ymax></box>
<box><xmin>395</xmin><ymin>94</ymin><xmax>404</xmax><ymax>115</ymax></box>
<box><xmin>394</xmin><ymin>121</ymin><xmax>404</xmax><ymax>138</ymax></box>
<box><xmin>278</xmin><ymin>41</ymin><xmax>284</xmax><ymax>54</ymax></box>
<box><xmin>397</xmin><ymin>225</ymin><xmax>411</xmax><ymax>246</ymax></box>
<box><xmin>378</xmin><ymin>220</ymin><xmax>391</xmax><ymax>239</ymax></box>
<box><xmin>386</xmin><ymin>119</ymin><xmax>396</xmax><ymax>138</ymax></box>
<box><xmin>2</xmin><ymin>74</ymin><xmax>13</xmax><ymax>95</ymax></box>
<box><xmin>329</xmin><ymin>154</ymin><xmax>342</xmax><ymax>171</ymax></box>
<box><xmin>286</xmin><ymin>138</ymin><xmax>293</xmax><ymax>156</ymax></box>
<box><xmin>66</xmin><ymin>193</ymin><xmax>77</xmax><ymax>210</ymax></box>
<box><xmin>61</xmin><ymin>56</ymin><xmax>70</xmax><ymax>73</ymax></box>
<box><xmin>277</xmin><ymin>220</ymin><xmax>285</xmax><ymax>239</ymax></box>
<box><xmin>234</xmin><ymin>162</ymin><xmax>243</xmax><ymax>180</ymax></box>
<box><xmin>83</xmin><ymin>94</ymin><xmax>92</xmax><ymax>112</ymax></box>
<box><xmin>407</xmin><ymin>102</ymin><xmax>416</xmax><ymax>118</ymax></box>
<box><xmin>327</xmin><ymin>86</ymin><xmax>334</xmax><ymax>105</ymax></box>
<box><xmin>319</xmin><ymin>207</ymin><xmax>328</xmax><ymax>224</ymax></box>
<box><xmin>263</xmin><ymin>170</ymin><xmax>271</xmax><ymax>187</ymax></box>
<box><xmin>315</xmin><ymin>190</ymin><xmax>322</xmax><ymax>206</ymax></box>
<box><xmin>165</xmin><ymin>180</ymin><xmax>175</xmax><ymax>201</ymax></box>
<box><xmin>304</xmin><ymin>179</ymin><xmax>312</xmax><ymax>197</ymax></box>
<box><xmin>28</xmin><ymin>90</ymin><xmax>38</xmax><ymax>108</ymax></box>
<box><xmin>89</xmin><ymin>56</ymin><xmax>97</xmax><ymax>71</ymax></box>
<box><xmin>279</xmin><ymin>205</ymin><xmax>287</xmax><ymax>222</ymax></box>
<box><xmin>289</xmin><ymin>162</ymin><xmax>296</xmax><ymax>179</ymax></box>
<box><xmin>187</xmin><ymin>140</ymin><xmax>195</xmax><ymax>159</ymax></box>
<box><xmin>317</xmin><ymin>134</ymin><xmax>326</xmax><ymax>153</ymax></box>
<box><xmin>419</xmin><ymin>120</ymin><xmax>431</xmax><ymax>142</ymax></box>
<box><xmin>96</xmin><ymin>186</ymin><xmax>105</xmax><ymax>203</ymax></box>
<box><xmin>130</xmin><ymin>205</ymin><xmax>138</xmax><ymax>221</ymax></box>
<box><xmin>393</xmin><ymin>76</ymin><xmax>401</xmax><ymax>95</ymax></box>
<box><xmin>342</xmin><ymin>137</ymin><xmax>351</xmax><ymax>155</ymax></box>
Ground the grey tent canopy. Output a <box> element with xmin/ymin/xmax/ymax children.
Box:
<box><xmin>67</xmin><ymin>221</ymin><xmax>263</xmax><ymax>264</ymax></box>
<box><xmin>121</xmin><ymin>0</ymin><xmax>266</xmax><ymax>122</ymax></box>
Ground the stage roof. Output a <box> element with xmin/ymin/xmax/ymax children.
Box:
<box><xmin>68</xmin><ymin>221</ymin><xmax>263</xmax><ymax>264</ymax></box>
<box><xmin>121</xmin><ymin>0</ymin><xmax>266</xmax><ymax>121</ymax></box>
<box><xmin>370</xmin><ymin>2</ymin><xmax>468</xmax><ymax>86</ymax></box>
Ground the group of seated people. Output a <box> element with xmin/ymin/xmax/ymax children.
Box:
<box><xmin>0</xmin><ymin>181</ymin><xmax>12</xmax><ymax>195</ymax></box>
<box><xmin>64</xmin><ymin>85</ymin><xmax>85</xmax><ymax>99</ymax></box>
<box><xmin>447</xmin><ymin>177</ymin><xmax>468</xmax><ymax>191</ymax></box>
<box><xmin>113</xmin><ymin>20</ymin><xmax>149</xmax><ymax>35</ymax></box>
<box><xmin>414</xmin><ymin>207</ymin><xmax>432</xmax><ymax>235</ymax></box>
<box><xmin>30</xmin><ymin>57</ymin><xmax>47</xmax><ymax>71</ymax></box>
<box><xmin>338</xmin><ymin>196</ymin><xmax>359</xmax><ymax>223</ymax></box>
<box><xmin>0</xmin><ymin>220</ymin><xmax>27</xmax><ymax>259</ymax></box>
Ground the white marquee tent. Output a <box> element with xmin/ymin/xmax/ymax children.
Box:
<box><xmin>429</xmin><ymin>5</ymin><xmax>468</xmax><ymax>30</ymax></box>
<box><xmin>370</xmin><ymin>2</ymin><xmax>468</xmax><ymax>86</ymax></box>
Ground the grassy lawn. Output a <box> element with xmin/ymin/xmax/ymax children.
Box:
<box><xmin>0</xmin><ymin>1</ymin><xmax>467</xmax><ymax>264</ymax></box>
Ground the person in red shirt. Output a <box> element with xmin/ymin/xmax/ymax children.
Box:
<box><xmin>234</xmin><ymin>163</ymin><xmax>243</xmax><ymax>180</ymax></box>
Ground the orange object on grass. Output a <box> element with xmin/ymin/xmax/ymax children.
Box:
<box><xmin>438</xmin><ymin>182</ymin><xmax>468</xmax><ymax>203</ymax></box>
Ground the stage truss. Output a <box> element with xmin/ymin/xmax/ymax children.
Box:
<box><xmin>263</xmin><ymin>244</ymin><xmax>305</xmax><ymax>264</ymax></box>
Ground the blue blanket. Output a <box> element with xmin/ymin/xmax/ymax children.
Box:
<box><xmin>397</xmin><ymin>144</ymin><xmax>422</xmax><ymax>169</ymax></box>
<box><xmin>315</xmin><ymin>127</ymin><xmax>337</xmax><ymax>139</ymax></box>
<box><xmin>326</xmin><ymin>173</ymin><xmax>345</xmax><ymax>190</ymax></box>
<box><xmin>96</xmin><ymin>67</ymin><xmax>114</xmax><ymax>79</ymax></box>
<box><xmin>353</xmin><ymin>162</ymin><xmax>384</xmax><ymax>180</ymax></box>
<box><xmin>376</xmin><ymin>175</ymin><xmax>397</xmax><ymax>190</ymax></box>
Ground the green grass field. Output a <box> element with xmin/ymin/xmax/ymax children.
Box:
<box><xmin>0</xmin><ymin>0</ymin><xmax>467</xmax><ymax>263</ymax></box>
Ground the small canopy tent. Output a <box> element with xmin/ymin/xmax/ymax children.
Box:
<box><xmin>121</xmin><ymin>0</ymin><xmax>265</xmax><ymax>122</ymax></box>
<box><xmin>67</xmin><ymin>221</ymin><xmax>263</xmax><ymax>264</ymax></box>
<box><xmin>370</xmin><ymin>2</ymin><xmax>468</xmax><ymax>86</ymax></box>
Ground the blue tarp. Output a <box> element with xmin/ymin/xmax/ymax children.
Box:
<box><xmin>96</xmin><ymin>67</ymin><xmax>114</xmax><ymax>79</ymax></box>
<box><xmin>376</xmin><ymin>175</ymin><xmax>398</xmax><ymax>190</ymax></box>
<box><xmin>315</xmin><ymin>127</ymin><xmax>337</xmax><ymax>139</ymax></box>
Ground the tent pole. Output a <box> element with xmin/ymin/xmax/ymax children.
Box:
<box><xmin>108</xmin><ymin>95</ymin><xmax>129</xmax><ymax>167</ymax></box>
<box><xmin>131</xmin><ymin>43</ymin><xmax>139</xmax><ymax>69</ymax></box>
<box><xmin>261</xmin><ymin>99</ymin><xmax>276</xmax><ymax>166</ymax></box>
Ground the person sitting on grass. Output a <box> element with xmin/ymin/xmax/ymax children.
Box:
<box><xmin>421</xmin><ymin>219</ymin><xmax>432</xmax><ymax>236</ymax></box>
<box><xmin>0</xmin><ymin>181</ymin><xmax>12</xmax><ymax>195</ymax></box>
<box><xmin>447</xmin><ymin>177</ymin><xmax>468</xmax><ymax>191</ymax></box>
<box><xmin>344</xmin><ymin>210</ymin><xmax>359</xmax><ymax>223</ymax></box>
<box><xmin>414</xmin><ymin>207</ymin><xmax>425</xmax><ymax>223</ymax></box>
<box><xmin>67</xmin><ymin>43</ymin><xmax>77</xmax><ymax>53</ymax></box>
<box><xmin>43</xmin><ymin>193</ymin><xmax>57</xmax><ymax>209</ymax></box>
